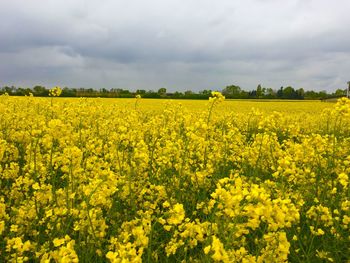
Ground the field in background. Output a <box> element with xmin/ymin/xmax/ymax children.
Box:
<box><xmin>0</xmin><ymin>95</ymin><xmax>349</xmax><ymax>262</ymax></box>
<box><xmin>47</xmin><ymin>97</ymin><xmax>333</xmax><ymax>113</ymax></box>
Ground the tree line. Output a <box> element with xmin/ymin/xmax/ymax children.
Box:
<box><xmin>221</xmin><ymin>84</ymin><xmax>347</xmax><ymax>100</ymax></box>
<box><xmin>0</xmin><ymin>84</ymin><xmax>347</xmax><ymax>100</ymax></box>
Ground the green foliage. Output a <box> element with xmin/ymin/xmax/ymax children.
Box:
<box><xmin>0</xmin><ymin>84</ymin><xmax>347</xmax><ymax>100</ymax></box>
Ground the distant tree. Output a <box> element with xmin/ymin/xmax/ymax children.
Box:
<box><xmin>173</xmin><ymin>91</ymin><xmax>184</xmax><ymax>98</ymax></box>
<box><xmin>120</xmin><ymin>89</ymin><xmax>130</xmax><ymax>94</ymax></box>
<box><xmin>158</xmin><ymin>87</ymin><xmax>167</xmax><ymax>95</ymax></box>
<box><xmin>304</xmin><ymin>90</ymin><xmax>317</xmax><ymax>99</ymax></box>
<box><xmin>136</xmin><ymin>89</ymin><xmax>146</xmax><ymax>94</ymax></box>
<box><xmin>15</xmin><ymin>87</ymin><xmax>33</xmax><ymax>96</ymax></box>
<box><xmin>249</xmin><ymin>90</ymin><xmax>257</xmax><ymax>98</ymax></box>
<box><xmin>335</xmin><ymin>89</ymin><xmax>345</xmax><ymax>96</ymax></box>
<box><xmin>199</xmin><ymin>89</ymin><xmax>212</xmax><ymax>95</ymax></box>
<box><xmin>143</xmin><ymin>90</ymin><xmax>160</xmax><ymax>98</ymax></box>
<box><xmin>283</xmin><ymin>86</ymin><xmax>296</xmax><ymax>99</ymax></box>
<box><xmin>296</xmin><ymin>88</ymin><xmax>305</xmax><ymax>99</ymax></box>
<box><xmin>222</xmin><ymin>85</ymin><xmax>241</xmax><ymax>98</ymax></box>
<box><xmin>277</xmin><ymin>87</ymin><xmax>284</xmax><ymax>98</ymax></box>
<box><xmin>265</xmin><ymin>88</ymin><xmax>276</xmax><ymax>98</ymax></box>
<box><xmin>25</xmin><ymin>88</ymin><xmax>33</xmax><ymax>95</ymax></box>
<box><xmin>61</xmin><ymin>87</ymin><xmax>76</xmax><ymax>97</ymax></box>
<box><xmin>15</xmin><ymin>87</ymin><xmax>26</xmax><ymax>96</ymax></box>
<box><xmin>240</xmin><ymin>90</ymin><xmax>250</xmax><ymax>99</ymax></box>
<box><xmin>33</xmin><ymin>85</ymin><xmax>48</xmax><ymax>96</ymax></box>
<box><xmin>318</xmin><ymin>90</ymin><xmax>328</xmax><ymax>99</ymax></box>
<box><xmin>334</xmin><ymin>89</ymin><xmax>346</xmax><ymax>97</ymax></box>
<box><xmin>256</xmin><ymin>84</ymin><xmax>263</xmax><ymax>98</ymax></box>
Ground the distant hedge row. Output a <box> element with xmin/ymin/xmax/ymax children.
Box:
<box><xmin>0</xmin><ymin>85</ymin><xmax>347</xmax><ymax>100</ymax></box>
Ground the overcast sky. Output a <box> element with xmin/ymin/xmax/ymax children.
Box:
<box><xmin>1</xmin><ymin>0</ymin><xmax>350</xmax><ymax>92</ymax></box>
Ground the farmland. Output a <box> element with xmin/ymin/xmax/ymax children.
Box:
<box><xmin>0</xmin><ymin>93</ymin><xmax>350</xmax><ymax>262</ymax></box>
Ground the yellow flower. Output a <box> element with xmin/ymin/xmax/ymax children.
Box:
<box><xmin>53</xmin><ymin>238</ymin><xmax>65</xmax><ymax>247</ymax></box>
<box><xmin>49</xmin><ymin>86</ymin><xmax>62</xmax><ymax>97</ymax></box>
<box><xmin>10</xmin><ymin>224</ymin><xmax>18</xmax><ymax>232</ymax></box>
<box><xmin>316</xmin><ymin>228</ymin><xmax>325</xmax><ymax>236</ymax></box>
<box><xmin>32</xmin><ymin>182</ymin><xmax>40</xmax><ymax>190</ymax></box>
<box><xmin>0</xmin><ymin>221</ymin><xmax>4</xmax><ymax>234</ymax></box>
<box><xmin>209</xmin><ymin>91</ymin><xmax>225</xmax><ymax>102</ymax></box>
<box><xmin>338</xmin><ymin>173</ymin><xmax>348</xmax><ymax>187</ymax></box>
<box><xmin>167</xmin><ymin>203</ymin><xmax>185</xmax><ymax>225</ymax></box>
<box><xmin>22</xmin><ymin>240</ymin><xmax>31</xmax><ymax>251</ymax></box>
<box><xmin>204</xmin><ymin>245</ymin><xmax>211</xmax><ymax>254</ymax></box>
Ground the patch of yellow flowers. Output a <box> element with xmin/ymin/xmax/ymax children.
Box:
<box><xmin>49</xmin><ymin>86</ymin><xmax>62</xmax><ymax>97</ymax></box>
<box><xmin>0</xmin><ymin>91</ymin><xmax>350</xmax><ymax>262</ymax></box>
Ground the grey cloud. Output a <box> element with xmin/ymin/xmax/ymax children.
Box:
<box><xmin>1</xmin><ymin>0</ymin><xmax>350</xmax><ymax>91</ymax></box>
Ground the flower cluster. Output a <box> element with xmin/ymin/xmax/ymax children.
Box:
<box><xmin>209</xmin><ymin>91</ymin><xmax>225</xmax><ymax>103</ymax></box>
<box><xmin>49</xmin><ymin>86</ymin><xmax>62</xmax><ymax>97</ymax></box>
<box><xmin>0</xmin><ymin>95</ymin><xmax>350</xmax><ymax>262</ymax></box>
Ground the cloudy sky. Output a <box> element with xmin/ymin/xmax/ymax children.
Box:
<box><xmin>1</xmin><ymin>0</ymin><xmax>350</xmax><ymax>92</ymax></box>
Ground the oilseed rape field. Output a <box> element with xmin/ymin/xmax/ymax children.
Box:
<box><xmin>1</xmin><ymin>91</ymin><xmax>350</xmax><ymax>262</ymax></box>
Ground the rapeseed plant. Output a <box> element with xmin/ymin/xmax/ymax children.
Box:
<box><xmin>0</xmin><ymin>94</ymin><xmax>349</xmax><ymax>262</ymax></box>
